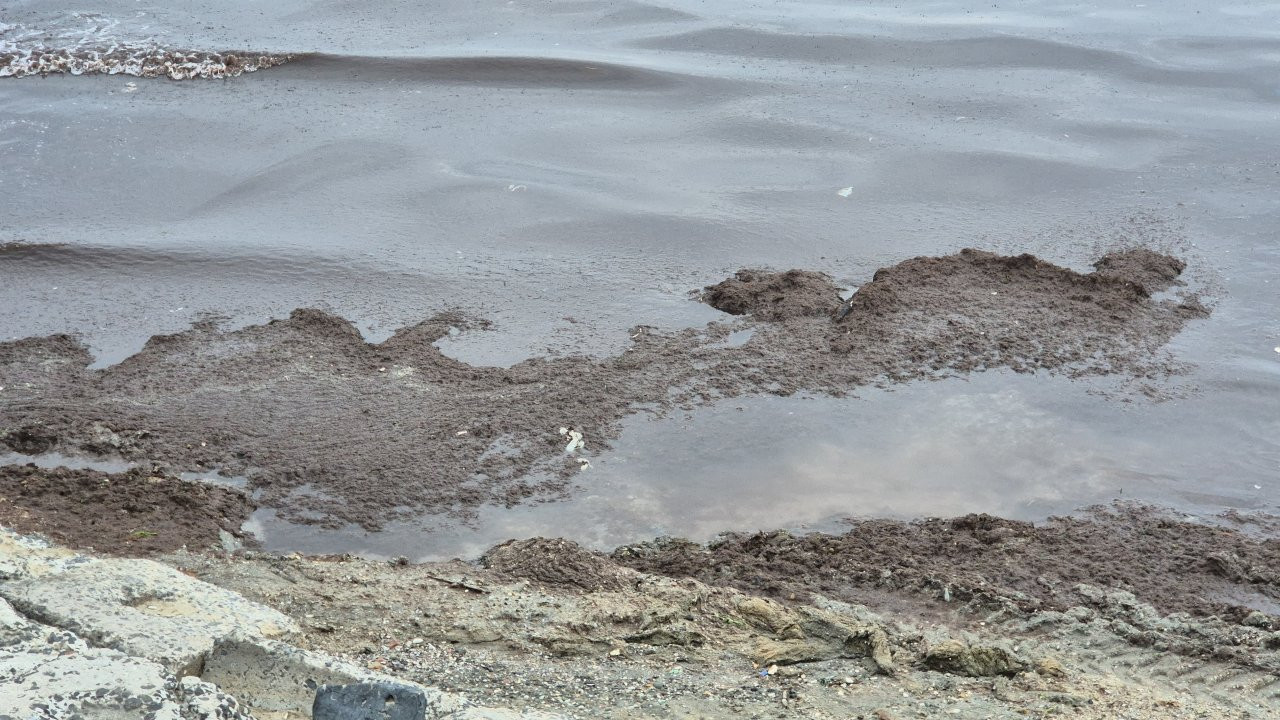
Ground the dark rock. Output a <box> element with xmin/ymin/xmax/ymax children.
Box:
<box><xmin>313</xmin><ymin>682</ymin><xmax>428</xmax><ymax>720</ymax></box>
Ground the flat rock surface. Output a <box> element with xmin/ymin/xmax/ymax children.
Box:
<box><xmin>0</xmin><ymin>528</ymin><xmax>86</xmax><ymax>581</ymax></box>
<box><xmin>1</xmin><ymin>598</ymin><xmax>252</xmax><ymax>720</ymax></box>
<box><xmin>0</xmin><ymin>554</ymin><xmax>299</xmax><ymax>675</ymax></box>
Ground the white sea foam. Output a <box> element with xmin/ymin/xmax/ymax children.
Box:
<box><xmin>0</xmin><ymin>13</ymin><xmax>288</xmax><ymax>79</ymax></box>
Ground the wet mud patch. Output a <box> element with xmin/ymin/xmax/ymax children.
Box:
<box><xmin>0</xmin><ymin>464</ymin><xmax>254</xmax><ymax>555</ymax></box>
<box><xmin>612</xmin><ymin>504</ymin><xmax>1280</xmax><ymax>622</ymax></box>
<box><xmin>0</xmin><ymin>248</ymin><xmax>1209</xmax><ymax>529</ymax></box>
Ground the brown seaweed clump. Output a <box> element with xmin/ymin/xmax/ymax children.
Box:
<box><xmin>0</xmin><ymin>247</ymin><xmax>1209</xmax><ymax>529</ymax></box>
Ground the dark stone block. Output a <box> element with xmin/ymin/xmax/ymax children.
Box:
<box><xmin>312</xmin><ymin>682</ymin><xmax>428</xmax><ymax>720</ymax></box>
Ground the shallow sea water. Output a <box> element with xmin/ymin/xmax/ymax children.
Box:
<box><xmin>2</xmin><ymin>0</ymin><xmax>1278</xmax><ymax>557</ymax></box>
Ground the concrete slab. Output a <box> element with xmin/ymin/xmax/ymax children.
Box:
<box><xmin>0</xmin><ymin>556</ymin><xmax>300</xmax><ymax>675</ymax></box>
<box><xmin>0</xmin><ymin>527</ymin><xmax>89</xmax><ymax>581</ymax></box>
<box><xmin>0</xmin><ymin>604</ymin><xmax>251</xmax><ymax>720</ymax></box>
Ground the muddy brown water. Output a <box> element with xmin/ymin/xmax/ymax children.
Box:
<box><xmin>2</xmin><ymin>1</ymin><xmax>1279</xmax><ymax>560</ymax></box>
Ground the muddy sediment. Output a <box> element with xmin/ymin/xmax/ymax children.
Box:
<box><xmin>0</xmin><ymin>248</ymin><xmax>1208</xmax><ymax>528</ymax></box>
<box><xmin>0</xmin><ymin>464</ymin><xmax>254</xmax><ymax>555</ymax></box>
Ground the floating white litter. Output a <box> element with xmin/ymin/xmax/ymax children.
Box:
<box><xmin>558</xmin><ymin>426</ymin><xmax>585</xmax><ymax>453</ymax></box>
<box><xmin>837</xmin><ymin>187</ymin><xmax>853</xmax><ymax>198</ymax></box>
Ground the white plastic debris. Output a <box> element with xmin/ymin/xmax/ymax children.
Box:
<box><xmin>558</xmin><ymin>427</ymin><xmax>585</xmax><ymax>453</ymax></box>
<box><xmin>455</xmin><ymin>430</ymin><xmax>469</xmax><ymax>437</ymax></box>
<box><xmin>836</xmin><ymin>187</ymin><xmax>853</xmax><ymax>198</ymax></box>
<box><xmin>507</xmin><ymin>184</ymin><xmax>527</xmax><ymax>192</ymax></box>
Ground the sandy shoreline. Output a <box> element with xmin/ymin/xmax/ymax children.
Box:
<box><xmin>3</xmin><ymin>503</ymin><xmax>1277</xmax><ymax>719</ymax></box>
<box><xmin>178</xmin><ymin>510</ymin><xmax>1280</xmax><ymax>719</ymax></box>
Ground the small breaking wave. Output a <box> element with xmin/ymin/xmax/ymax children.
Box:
<box><xmin>0</xmin><ymin>47</ymin><xmax>291</xmax><ymax>79</ymax></box>
<box><xmin>0</xmin><ymin>16</ymin><xmax>289</xmax><ymax>79</ymax></box>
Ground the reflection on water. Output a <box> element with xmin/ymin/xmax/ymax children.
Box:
<box><xmin>246</xmin><ymin>371</ymin><xmax>1277</xmax><ymax>561</ymax></box>
<box><xmin>0</xmin><ymin>451</ymin><xmax>132</xmax><ymax>474</ymax></box>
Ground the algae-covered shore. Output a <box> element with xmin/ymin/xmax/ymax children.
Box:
<box><xmin>3</xmin><ymin>248</ymin><xmax>1276</xmax><ymax>718</ymax></box>
<box><xmin>0</xmin><ymin>248</ymin><xmax>1208</xmax><ymax>532</ymax></box>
